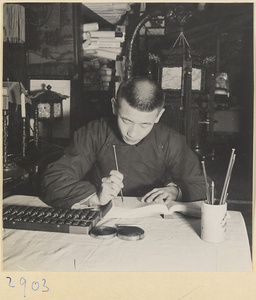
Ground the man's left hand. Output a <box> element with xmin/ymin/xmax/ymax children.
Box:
<box><xmin>141</xmin><ymin>186</ymin><xmax>179</xmax><ymax>204</ymax></box>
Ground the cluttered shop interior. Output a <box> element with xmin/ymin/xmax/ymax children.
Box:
<box><xmin>2</xmin><ymin>3</ymin><xmax>254</xmax><ymax>272</ymax></box>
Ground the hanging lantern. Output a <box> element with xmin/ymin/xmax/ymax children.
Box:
<box><xmin>29</xmin><ymin>84</ymin><xmax>68</xmax><ymax>148</ymax></box>
<box><xmin>215</xmin><ymin>72</ymin><xmax>230</xmax><ymax>97</ymax></box>
<box><xmin>30</xmin><ymin>84</ymin><xmax>68</xmax><ymax>120</ymax></box>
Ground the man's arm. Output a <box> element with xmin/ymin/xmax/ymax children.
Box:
<box><xmin>141</xmin><ymin>132</ymin><xmax>209</xmax><ymax>204</ymax></box>
<box><xmin>41</xmin><ymin>122</ymin><xmax>101</xmax><ymax>208</ymax></box>
<box><xmin>166</xmin><ymin>134</ymin><xmax>211</xmax><ymax>202</ymax></box>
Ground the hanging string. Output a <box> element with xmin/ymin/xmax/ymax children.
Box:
<box><xmin>171</xmin><ymin>27</ymin><xmax>192</xmax><ymax>134</ymax></box>
<box><xmin>173</xmin><ymin>31</ymin><xmax>190</xmax><ymax>49</ymax></box>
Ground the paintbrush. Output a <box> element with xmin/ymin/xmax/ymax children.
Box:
<box><xmin>113</xmin><ymin>145</ymin><xmax>124</xmax><ymax>202</ymax></box>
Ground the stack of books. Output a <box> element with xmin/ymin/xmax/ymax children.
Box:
<box><xmin>82</xmin><ymin>22</ymin><xmax>125</xmax><ymax>61</ymax></box>
<box><xmin>82</xmin><ymin>3</ymin><xmax>132</xmax><ymax>25</ymax></box>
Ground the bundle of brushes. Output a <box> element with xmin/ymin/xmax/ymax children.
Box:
<box><xmin>201</xmin><ymin>148</ymin><xmax>236</xmax><ymax>205</ymax></box>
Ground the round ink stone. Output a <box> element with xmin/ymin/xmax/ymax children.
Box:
<box><xmin>117</xmin><ymin>226</ymin><xmax>145</xmax><ymax>241</ymax></box>
<box><xmin>90</xmin><ymin>226</ymin><xmax>117</xmax><ymax>239</ymax></box>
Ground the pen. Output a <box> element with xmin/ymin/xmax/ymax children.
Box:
<box><xmin>201</xmin><ymin>161</ymin><xmax>210</xmax><ymax>204</ymax></box>
<box><xmin>220</xmin><ymin>149</ymin><xmax>236</xmax><ymax>205</ymax></box>
<box><xmin>211</xmin><ymin>181</ymin><xmax>215</xmax><ymax>205</ymax></box>
<box><xmin>112</xmin><ymin>145</ymin><xmax>124</xmax><ymax>202</ymax></box>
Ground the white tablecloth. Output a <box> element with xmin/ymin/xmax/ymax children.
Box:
<box><xmin>2</xmin><ymin>195</ymin><xmax>252</xmax><ymax>271</ymax></box>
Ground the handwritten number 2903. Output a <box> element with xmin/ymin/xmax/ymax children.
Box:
<box><xmin>6</xmin><ymin>277</ymin><xmax>49</xmax><ymax>297</ymax></box>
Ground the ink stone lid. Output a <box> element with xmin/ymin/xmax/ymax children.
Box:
<box><xmin>117</xmin><ymin>226</ymin><xmax>145</xmax><ymax>241</ymax></box>
<box><xmin>89</xmin><ymin>226</ymin><xmax>117</xmax><ymax>239</ymax></box>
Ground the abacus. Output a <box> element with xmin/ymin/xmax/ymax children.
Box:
<box><xmin>3</xmin><ymin>205</ymin><xmax>102</xmax><ymax>234</ymax></box>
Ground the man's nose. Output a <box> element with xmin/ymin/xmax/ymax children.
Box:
<box><xmin>127</xmin><ymin>124</ymin><xmax>138</xmax><ymax>137</ymax></box>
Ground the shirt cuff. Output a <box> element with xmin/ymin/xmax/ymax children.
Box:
<box><xmin>166</xmin><ymin>182</ymin><xmax>182</xmax><ymax>201</ymax></box>
<box><xmin>71</xmin><ymin>193</ymin><xmax>96</xmax><ymax>209</ymax></box>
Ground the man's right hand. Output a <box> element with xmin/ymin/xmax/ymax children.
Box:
<box><xmin>89</xmin><ymin>170</ymin><xmax>124</xmax><ymax>206</ymax></box>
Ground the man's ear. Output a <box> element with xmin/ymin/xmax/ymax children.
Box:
<box><xmin>111</xmin><ymin>98</ymin><xmax>118</xmax><ymax>115</ymax></box>
<box><xmin>154</xmin><ymin>108</ymin><xmax>165</xmax><ymax>123</ymax></box>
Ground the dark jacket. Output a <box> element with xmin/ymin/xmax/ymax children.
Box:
<box><xmin>41</xmin><ymin>118</ymin><xmax>209</xmax><ymax>208</ymax></box>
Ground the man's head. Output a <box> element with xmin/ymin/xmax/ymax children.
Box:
<box><xmin>112</xmin><ymin>76</ymin><xmax>165</xmax><ymax>145</ymax></box>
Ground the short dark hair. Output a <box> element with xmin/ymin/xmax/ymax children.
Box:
<box><xmin>116</xmin><ymin>76</ymin><xmax>165</xmax><ymax>111</ymax></box>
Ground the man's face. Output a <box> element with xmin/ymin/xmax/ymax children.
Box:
<box><xmin>112</xmin><ymin>98</ymin><xmax>164</xmax><ymax>145</ymax></box>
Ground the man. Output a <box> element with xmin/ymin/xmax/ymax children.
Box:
<box><xmin>41</xmin><ymin>76</ymin><xmax>210</xmax><ymax>209</ymax></box>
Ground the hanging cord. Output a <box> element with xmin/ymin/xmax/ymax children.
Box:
<box><xmin>171</xmin><ymin>28</ymin><xmax>192</xmax><ymax>116</ymax></box>
<box><xmin>173</xmin><ymin>30</ymin><xmax>190</xmax><ymax>49</ymax></box>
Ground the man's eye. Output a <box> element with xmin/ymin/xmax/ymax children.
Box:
<box><xmin>141</xmin><ymin>124</ymin><xmax>150</xmax><ymax>128</ymax></box>
<box><xmin>122</xmin><ymin>119</ymin><xmax>130</xmax><ymax>124</ymax></box>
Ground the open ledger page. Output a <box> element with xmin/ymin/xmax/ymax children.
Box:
<box><xmin>104</xmin><ymin>197</ymin><xmax>203</xmax><ymax>219</ymax></box>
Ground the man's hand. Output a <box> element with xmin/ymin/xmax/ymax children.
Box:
<box><xmin>90</xmin><ymin>170</ymin><xmax>124</xmax><ymax>206</ymax></box>
<box><xmin>141</xmin><ymin>186</ymin><xmax>179</xmax><ymax>204</ymax></box>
